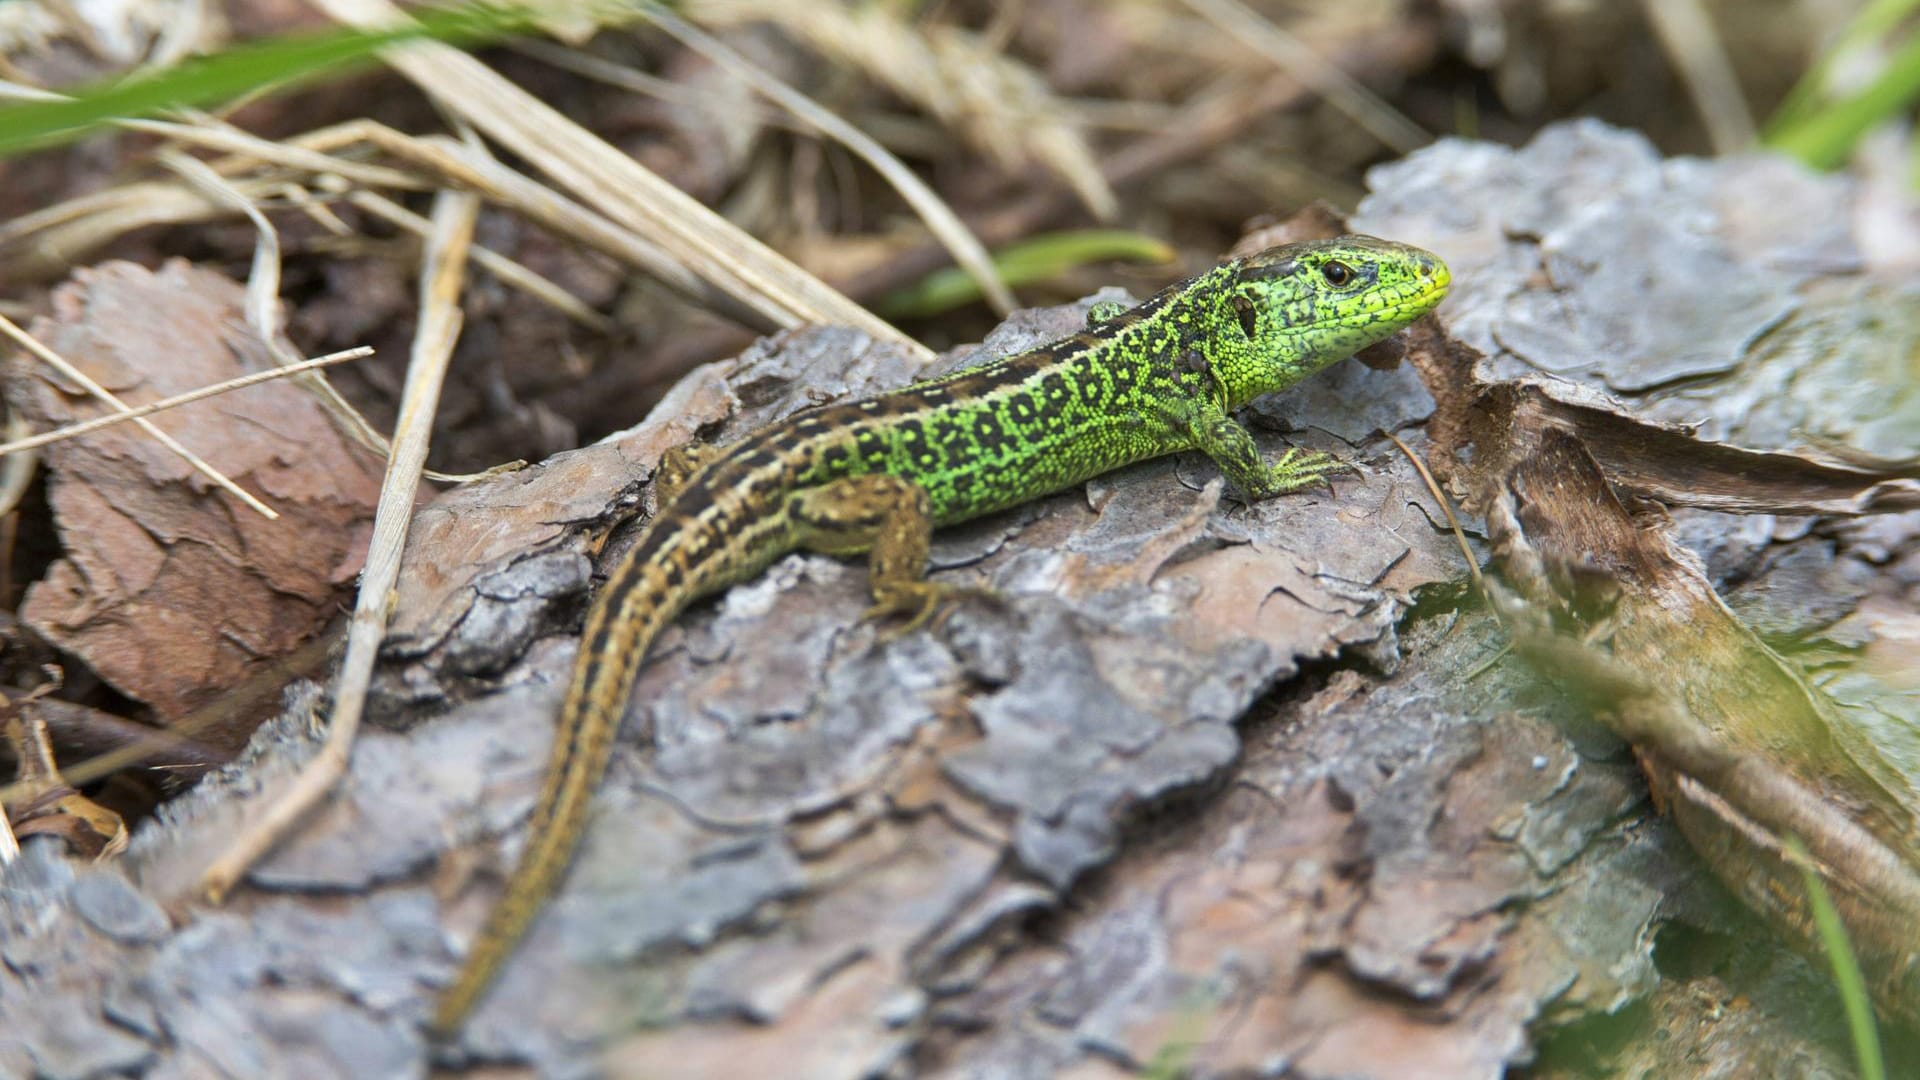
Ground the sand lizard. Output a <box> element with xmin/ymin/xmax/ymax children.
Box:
<box><xmin>432</xmin><ymin>235</ymin><xmax>1451</xmax><ymax>1033</ymax></box>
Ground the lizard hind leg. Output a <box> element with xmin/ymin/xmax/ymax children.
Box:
<box><xmin>786</xmin><ymin>474</ymin><xmax>996</xmax><ymax>637</ymax></box>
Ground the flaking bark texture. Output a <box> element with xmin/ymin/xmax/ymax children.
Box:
<box><xmin>3</xmin><ymin>122</ymin><xmax>1916</xmax><ymax>1079</ymax></box>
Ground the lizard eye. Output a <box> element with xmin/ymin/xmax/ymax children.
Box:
<box><xmin>1321</xmin><ymin>260</ymin><xmax>1354</xmax><ymax>287</ymax></box>
<box><xmin>1230</xmin><ymin>294</ymin><xmax>1258</xmax><ymax>338</ymax></box>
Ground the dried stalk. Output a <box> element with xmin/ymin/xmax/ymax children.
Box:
<box><xmin>0</xmin><ymin>347</ymin><xmax>372</xmax><ymax>459</ymax></box>
<box><xmin>198</xmin><ymin>187</ymin><xmax>476</xmax><ymax>902</ymax></box>
<box><xmin>0</xmin><ymin>314</ymin><xmax>279</xmax><ymax>519</ymax></box>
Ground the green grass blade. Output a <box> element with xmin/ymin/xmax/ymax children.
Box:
<box><xmin>0</xmin><ymin>4</ymin><xmax>535</xmax><ymax>159</ymax></box>
<box><xmin>1786</xmin><ymin>836</ymin><xmax>1887</xmax><ymax>1080</ymax></box>
<box><xmin>879</xmin><ymin>229</ymin><xmax>1175</xmax><ymax>320</ymax></box>
<box><xmin>1767</xmin><ymin>0</ymin><xmax>1920</xmax><ymax>132</ymax></box>
<box><xmin>1764</xmin><ymin>12</ymin><xmax>1920</xmax><ymax>170</ymax></box>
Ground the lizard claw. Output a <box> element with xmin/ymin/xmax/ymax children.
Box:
<box><xmin>864</xmin><ymin>579</ymin><xmax>1002</xmax><ymax>641</ymax></box>
<box><xmin>1262</xmin><ymin>447</ymin><xmax>1355</xmax><ymax>496</ymax></box>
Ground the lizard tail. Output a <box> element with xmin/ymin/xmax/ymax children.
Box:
<box><xmin>430</xmin><ymin>527</ymin><xmax>702</xmax><ymax>1036</ymax></box>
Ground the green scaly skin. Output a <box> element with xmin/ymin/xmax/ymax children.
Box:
<box><xmin>432</xmin><ymin>235</ymin><xmax>1450</xmax><ymax>1034</ymax></box>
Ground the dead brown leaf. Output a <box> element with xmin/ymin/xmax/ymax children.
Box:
<box><xmin>6</xmin><ymin>261</ymin><xmax>387</xmax><ymax>737</ymax></box>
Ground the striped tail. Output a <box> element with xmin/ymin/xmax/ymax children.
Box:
<box><xmin>430</xmin><ymin>523</ymin><xmax>705</xmax><ymax>1035</ymax></box>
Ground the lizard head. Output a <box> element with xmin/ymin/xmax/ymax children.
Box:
<box><xmin>1208</xmin><ymin>234</ymin><xmax>1449</xmax><ymax>407</ymax></box>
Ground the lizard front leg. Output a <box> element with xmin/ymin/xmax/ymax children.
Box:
<box><xmin>786</xmin><ymin>474</ymin><xmax>991</xmax><ymax>634</ymax></box>
<box><xmin>1182</xmin><ymin>398</ymin><xmax>1352</xmax><ymax>500</ymax></box>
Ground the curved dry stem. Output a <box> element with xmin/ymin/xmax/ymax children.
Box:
<box><xmin>1178</xmin><ymin>0</ymin><xmax>1429</xmax><ymax>154</ymax></box>
<box><xmin>0</xmin><ymin>347</ymin><xmax>372</xmax><ymax>460</ymax></box>
<box><xmin>642</xmin><ymin>7</ymin><xmax>1017</xmax><ymax>315</ymax></box>
<box><xmin>197</xmin><ymin>187</ymin><xmax>476</xmax><ymax>903</ymax></box>
<box><xmin>312</xmin><ymin>0</ymin><xmax>919</xmax><ymax>356</ymax></box>
<box><xmin>1639</xmin><ymin>0</ymin><xmax>1757</xmax><ymax>154</ymax></box>
<box><xmin>0</xmin><ymin>314</ymin><xmax>278</xmax><ymax>519</ymax></box>
<box><xmin>693</xmin><ymin>0</ymin><xmax>1118</xmax><ymax>219</ymax></box>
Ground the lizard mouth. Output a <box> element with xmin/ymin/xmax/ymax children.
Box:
<box><xmin>1380</xmin><ymin>266</ymin><xmax>1451</xmax><ymax>322</ymax></box>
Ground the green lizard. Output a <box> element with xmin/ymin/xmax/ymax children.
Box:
<box><xmin>431</xmin><ymin>235</ymin><xmax>1450</xmax><ymax>1034</ymax></box>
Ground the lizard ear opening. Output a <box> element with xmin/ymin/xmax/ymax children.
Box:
<box><xmin>1230</xmin><ymin>294</ymin><xmax>1258</xmax><ymax>339</ymax></box>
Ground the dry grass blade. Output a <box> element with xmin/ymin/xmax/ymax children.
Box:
<box><xmin>0</xmin><ymin>177</ymin><xmax>283</xmax><ymax>281</ymax></box>
<box><xmin>4</xmin><ymin>106</ymin><xmax>827</xmax><ymax>348</ymax></box>
<box><xmin>0</xmin><ymin>5</ymin><xmax>79</xmax><ymax>65</ymax></box>
<box><xmin>273</xmin><ymin>179</ymin><xmax>358</xmax><ymax>236</ymax></box>
<box><xmin>1494</xmin><ymin>597</ymin><xmax>1920</xmax><ymax>925</ymax></box>
<box><xmin>0</xmin><ymin>412</ymin><xmax>37</xmax><ymax>519</ymax></box>
<box><xmin>314</xmin><ymin>0</ymin><xmax>920</xmax><ymax>356</ymax></box>
<box><xmin>302</xmin><ymin>120</ymin><xmax>765</xmax><ymax>325</ymax></box>
<box><xmin>142</xmin><ymin>0</ymin><xmax>211</xmax><ymax>71</ymax></box>
<box><xmin>135</xmin><ymin>114</ymin><xmax>429</xmax><ymax>191</ymax></box>
<box><xmin>4</xmin><ymin>126</ymin><xmax>589</xmax><ymax>475</ymax></box>
<box><xmin>0</xmin><ymin>61</ymin><xmax>885</xmax><ymax>342</ymax></box>
<box><xmin>643</xmin><ymin>7</ymin><xmax>1017</xmax><ymax>315</ymax></box>
<box><xmin>0</xmin><ymin>108</ymin><xmax>423</xmax><ymax>284</ymax></box>
<box><xmin>1178</xmin><ymin>0</ymin><xmax>1428</xmax><ymax>154</ymax></box>
<box><xmin>0</xmin><ymin>347</ymin><xmax>372</xmax><ymax>459</ymax></box>
<box><xmin>1387</xmin><ymin>430</ymin><xmax>1484</xmax><ymax>596</ymax></box>
<box><xmin>8</xmin><ymin>116</ymin><xmax>619</xmax><ymax>337</ymax></box>
<box><xmin>158</xmin><ymin>146</ymin><xmax>399</xmax><ymax>461</ymax></box>
<box><xmin>0</xmin><ymin>77</ymin><xmax>430</xmax><ymax>191</ymax></box>
<box><xmin>693</xmin><ymin>0</ymin><xmax>1118</xmax><ymax>219</ymax></box>
<box><xmin>0</xmin><ymin>313</ymin><xmax>279</xmax><ymax>519</ymax></box>
<box><xmin>160</xmin><ymin>153</ymin><xmax>314</xmax><ymax>349</ymax></box>
<box><xmin>511</xmin><ymin>35</ymin><xmax>767</xmax><ymax>117</ymax></box>
<box><xmin>0</xmin><ymin>790</ymin><xmax>16</xmax><ymax>865</ymax></box>
<box><xmin>158</xmin><ymin>115</ymin><xmax>770</xmax><ymax>329</ymax></box>
<box><xmin>1639</xmin><ymin>0</ymin><xmax>1757</xmax><ymax>154</ymax></box>
<box><xmin>197</xmin><ymin>188</ymin><xmax>477</xmax><ymax>904</ymax></box>
<box><xmin>346</xmin><ymin>190</ymin><xmax>615</xmax><ymax>333</ymax></box>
